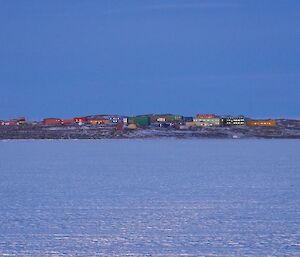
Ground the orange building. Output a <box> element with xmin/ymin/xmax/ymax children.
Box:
<box><xmin>88</xmin><ymin>119</ymin><xmax>110</xmax><ymax>125</ymax></box>
<box><xmin>246</xmin><ymin>119</ymin><xmax>276</xmax><ymax>127</ymax></box>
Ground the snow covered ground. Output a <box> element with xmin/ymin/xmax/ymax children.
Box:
<box><xmin>0</xmin><ymin>140</ymin><xmax>299</xmax><ymax>256</ymax></box>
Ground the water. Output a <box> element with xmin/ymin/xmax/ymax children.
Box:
<box><xmin>0</xmin><ymin>140</ymin><xmax>299</xmax><ymax>256</ymax></box>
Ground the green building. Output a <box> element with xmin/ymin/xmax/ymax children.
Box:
<box><xmin>150</xmin><ymin>114</ymin><xmax>183</xmax><ymax>123</ymax></box>
<box><xmin>128</xmin><ymin>116</ymin><xmax>151</xmax><ymax>126</ymax></box>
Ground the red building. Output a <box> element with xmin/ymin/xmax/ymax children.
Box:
<box><xmin>74</xmin><ymin>117</ymin><xmax>87</xmax><ymax>123</ymax></box>
<box><xmin>2</xmin><ymin>117</ymin><xmax>26</xmax><ymax>126</ymax></box>
<box><xmin>62</xmin><ymin>119</ymin><xmax>75</xmax><ymax>125</ymax></box>
<box><xmin>5</xmin><ymin>121</ymin><xmax>18</xmax><ymax>126</ymax></box>
<box><xmin>196</xmin><ymin>114</ymin><xmax>218</xmax><ymax>119</ymax></box>
<box><xmin>43</xmin><ymin>118</ymin><xmax>63</xmax><ymax>125</ymax></box>
<box><xmin>116</xmin><ymin>123</ymin><xmax>124</xmax><ymax>131</ymax></box>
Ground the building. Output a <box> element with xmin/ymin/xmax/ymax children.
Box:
<box><xmin>185</xmin><ymin>122</ymin><xmax>196</xmax><ymax>127</ymax></box>
<box><xmin>193</xmin><ymin>119</ymin><xmax>220</xmax><ymax>127</ymax></box>
<box><xmin>173</xmin><ymin>115</ymin><xmax>183</xmax><ymax>122</ymax></box>
<box><xmin>3</xmin><ymin>117</ymin><xmax>27</xmax><ymax>126</ymax></box>
<box><xmin>88</xmin><ymin>119</ymin><xmax>110</xmax><ymax>125</ymax></box>
<box><xmin>150</xmin><ymin>114</ymin><xmax>183</xmax><ymax>123</ymax></box>
<box><xmin>4</xmin><ymin>121</ymin><xmax>18</xmax><ymax>126</ymax></box>
<box><xmin>116</xmin><ymin>123</ymin><xmax>124</xmax><ymax>131</ymax></box>
<box><xmin>193</xmin><ymin>118</ymin><xmax>221</xmax><ymax>127</ymax></box>
<box><xmin>85</xmin><ymin>115</ymin><xmax>124</xmax><ymax>124</ymax></box>
<box><xmin>221</xmin><ymin>116</ymin><xmax>245</xmax><ymax>126</ymax></box>
<box><xmin>74</xmin><ymin>117</ymin><xmax>87</xmax><ymax>123</ymax></box>
<box><xmin>127</xmin><ymin>124</ymin><xmax>137</xmax><ymax>129</ymax></box>
<box><xmin>183</xmin><ymin>117</ymin><xmax>193</xmax><ymax>122</ymax></box>
<box><xmin>62</xmin><ymin>119</ymin><xmax>75</xmax><ymax>125</ymax></box>
<box><xmin>246</xmin><ymin>119</ymin><xmax>276</xmax><ymax>127</ymax></box>
<box><xmin>43</xmin><ymin>118</ymin><xmax>63</xmax><ymax>125</ymax></box>
<box><xmin>157</xmin><ymin>117</ymin><xmax>166</xmax><ymax>122</ymax></box>
<box><xmin>193</xmin><ymin>114</ymin><xmax>221</xmax><ymax>127</ymax></box>
<box><xmin>195</xmin><ymin>114</ymin><xmax>218</xmax><ymax>119</ymax></box>
<box><xmin>159</xmin><ymin>122</ymin><xmax>174</xmax><ymax>128</ymax></box>
<box><xmin>109</xmin><ymin>116</ymin><xmax>121</xmax><ymax>123</ymax></box>
<box><xmin>129</xmin><ymin>116</ymin><xmax>150</xmax><ymax>126</ymax></box>
<box><xmin>88</xmin><ymin>120</ymin><xmax>100</xmax><ymax>125</ymax></box>
<box><xmin>14</xmin><ymin>117</ymin><xmax>26</xmax><ymax>124</ymax></box>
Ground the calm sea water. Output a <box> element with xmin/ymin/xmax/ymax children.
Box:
<box><xmin>0</xmin><ymin>140</ymin><xmax>299</xmax><ymax>256</ymax></box>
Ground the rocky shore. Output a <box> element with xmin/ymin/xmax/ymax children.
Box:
<box><xmin>0</xmin><ymin>119</ymin><xmax>299</xmax><ymax>139</ymax></box>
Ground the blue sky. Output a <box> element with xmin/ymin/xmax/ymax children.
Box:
<box><xmin>0</xmin><ymin>0</ymin><xmax>299</xmax><ymax>120</ymax></box>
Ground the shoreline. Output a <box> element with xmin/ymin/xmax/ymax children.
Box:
<box><xmin>1</xmin><ymin>121</ymin><xmax>300</xmax><ymax>140</ymax></box>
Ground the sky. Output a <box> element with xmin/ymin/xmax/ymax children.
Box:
<box><xmin>0</xmin><ymin>0</ymin><xmax>300</xmax><ymax>120</ymax></box>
